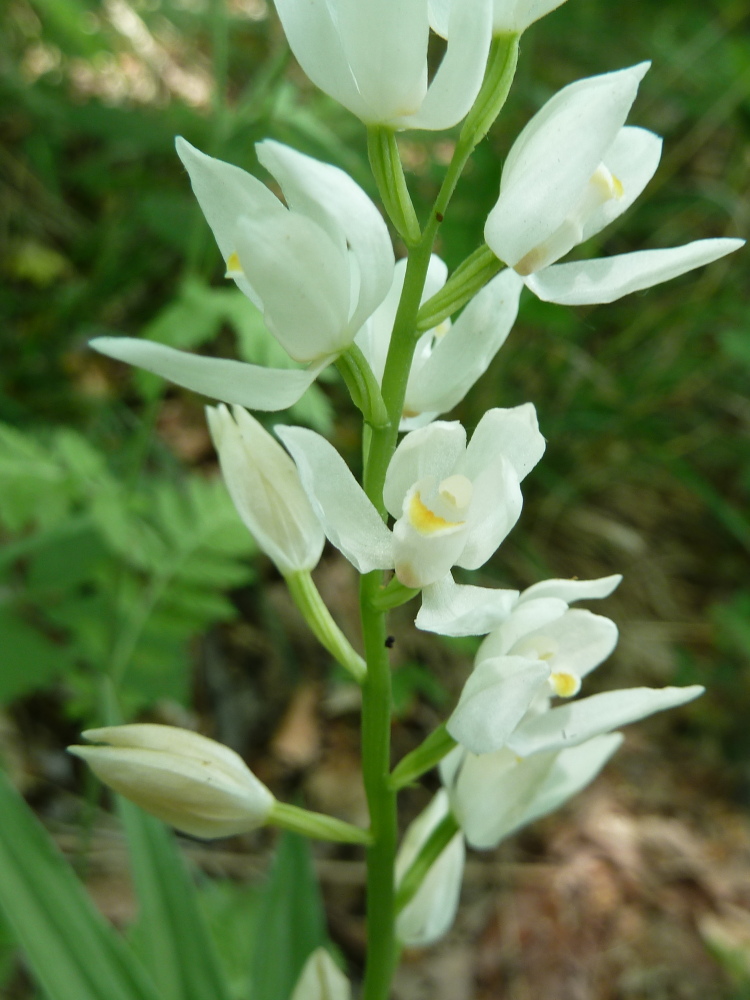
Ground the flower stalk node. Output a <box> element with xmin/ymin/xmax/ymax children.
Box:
<box><xmin>416</xmin><ymin>245</ymin><xmax>504</xmax><ymax>331</ymax></box>
<box><xmin>335</xmin><ymin>344</ymin><xmax>390</xmax><ymax>429</ymax></box>
<box><xmin>367</xmin><ymin>127</ymin><xmax>422</xmax><ymax>247</ymax></box>
<box><xmin>285</xmin><ymin>570</ymin><xmax>367</xmax><ymax>684</ymax></box>
<box><xmin>459</xmin><ymin>33</ymin><xmax>520</xmax><ymax>151</ymax></box>
<box><xmin>269</xmin><ymin>801</ymin><xmax>373</xmax><ymax>846</ymax></box>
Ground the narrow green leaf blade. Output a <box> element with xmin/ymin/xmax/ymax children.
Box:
<box><xmin>249</xmin><ymin>832</ymin><xmax>327</xmax><ymax>1000</ymax></box>
<box><xmin>0</xmin><ymin>770</ymin><xmax>163</xmax><ymax>1000</ymax></box>
<box><xmin>118</xmin><ymin>800</ymin><xmax>234</xmax><ymax>1000</ymax></box>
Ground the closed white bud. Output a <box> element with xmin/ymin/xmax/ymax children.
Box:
<box><xmin>290</xmin><ymin>949</ymin><xmax>350</xmax><ymax>1000</ymax></box>
<box><xmin>69</xmin><ymin>724</ymin><xmax>275</xmax><ymax>840</ymax></box>
<box><xmin>207</xmin><ymin>403</ymin><xmax>325</xmax><ymax>575</ymax></box>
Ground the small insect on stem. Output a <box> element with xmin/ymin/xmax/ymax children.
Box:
<box><xmin>385</xmin><ymin>635</ymin><xmax>395</xmax><ymax>649</ymax></box>
<box><xmin>435</xmin><ymin>211</ymin><xmax>444</xmax><ymax>222</ymax></box>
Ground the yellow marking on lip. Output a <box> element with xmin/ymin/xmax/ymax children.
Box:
<box><xmin>408</xmin><ymin>491</ymin><xmax>464</xmax><ymax>535</ymax></box>
<box><xmin>225</xmin><ymin>251</ymin><xmax>243</xmax><ymax>277</ymax></box>
<box><xmin>550</xmin><ymin>670</ymin><xmax>581</xmax><ymax>698</ymax></box>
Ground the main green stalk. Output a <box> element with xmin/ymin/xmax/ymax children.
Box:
<box><xmin>359</xmin><ymin>135</ymin><xmax>484</xmax><ymax>1000</ymax></box>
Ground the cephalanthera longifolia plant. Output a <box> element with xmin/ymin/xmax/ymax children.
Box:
<box><xmin>3</xmin><ymin>2</ymin><xmax>744</xmax><ymax>999</ymax></box>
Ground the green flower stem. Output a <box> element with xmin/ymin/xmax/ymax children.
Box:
<box><xmin>370</xmin><ymin>576</ymin><xmax>420</xmax><ymax>612</ymax></box>
<box><xmin>395</xmin><ymin>812</ymin><xmax>460</xmax><ymax>913</ymax></box>
<box><xmin>336</xmin><ymin>344</ymin><xmax>389</xmax><ymax>430</ymax></box>
<box><xmin>389</xmin><ymin>723</ymin><xmax>458</xmax><ymax>791</ymax></box>
<box><xmin>459</xmin><ymin>33</ymin><xmax>520</xmax><ymax>149</ymax></box>
<box><xmin>416</xmin><ymin>244</ymin><xmax>503</xmax><ymax>331</ymax></box>
<box><xmin>285</xmin><ymin>571</ymin><xmax>367</xmax><ymax>684</ymax></box>
<box><xmin>358</xmin><ymin>125</ymin><xmax>494</xmax><ymax>1000</ymax></box>
<box><xmin>269</xmin><ymin>801</ymin><xmax>373</xmax><ymax>846</ymax></box>
<box><xmin>367</xmin><ymin>127</ymin><xmax>422</xmax><ymax>247</ymax></box>
<box><xmin>360</xmin><ymin>571</ymin><xmax>399</xmax><ymax>1000</ymax></box>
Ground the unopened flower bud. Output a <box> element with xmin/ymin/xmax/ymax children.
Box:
<box><xmin>69</xmin><ymin>724</ymin><xmax>274</xmax><ymax>840</ymax></box>
<box><xmin>290</xmin><ymin>948</ymin><xmax>350</xmax><ymax>1000</ymax></box>
<box><xmin>207</xmin><ymin>403</ymin><xmax>325</xmax><ymax>575</ymax></box>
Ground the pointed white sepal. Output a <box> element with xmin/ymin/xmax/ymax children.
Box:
<box><xmin>416</xmin><ymin>573</ymin><xmax>519</xmax><ymax>636</ymax></box>
<box><xmin>507</xmin><ymin>684</ymin><xmax>705</xmax><ymax>757</ymax></box>
<box><xmin>275</xmin><ymin>425</ymin><xmax>394</xmax><ymax>574</ymax></box>
<box><xmin>91</xmin><ymin>337</ymin><xmax>328</xmax><ymax>412</ymax></box>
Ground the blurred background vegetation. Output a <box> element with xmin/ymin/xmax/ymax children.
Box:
<box><xmin>1</xmin><ymin>0</ymin><xmax>749</xmax><ymax>996</ymax></box>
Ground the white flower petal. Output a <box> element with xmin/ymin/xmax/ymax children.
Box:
<box><xmin>493</xmin><ymin>0</ymin><xmax>569</xmax><ymax>33</ymax></box>
<box><xmin>455</xmin><ymin>454</ymin><xmax>522</xmax><ymax>569</ymax></box>
<box><xmin>485</xmin><ymin>63</ymin><xmax>650</xmax><ymax>267</ymax></box>
<box><xmin>235</xmin><ymin>213</ymin><xmax>351</xmax><ymax>363</ymax></box>
<box><xmin>525</xmin><ymin>238</ymin><xmax>745</xmax><ymax>305</ymax></box>
<box><xmin>519</xmin><ymin>574</ymin><xmax>622</xmax><ymax>604</ymax></box>
<box><xmin>336</xmin><ymin>0</ymin><xmax>429</xmax><ymax>125</ymax></box>
<box><xmin>463</xmin><ymin>403</ymin><xmax>545</xmax><ymax>483</ymax></box>
<box><xmin>175</xmin><ymin>137</ymin><xmax>282</xmax><ymax>264</ymax></box>
<box><xmin>257</xmin><ymin>141</ymin><xmax>394</xmax><ymax>332</ymax></box>
<box><xmin>515</xmin><ymin>609</ymin><xmax>618</xmax><ymax>680</ymax></box>
<box><xmin>478</xmin><ymin>597</ymin><xmax>568</xmax><ymax>659</ymax></box>
<box><xmin>405</xmin><ymin>269</ymin><xmax>523</xmax><ymax>417</ymax></box>
<box><xmin>383</xmin><ymin>421</ymin><xmax>467</xmax><ymax>519</ymax></box>
<box><xmin>447</xmin><ymin>655</ymin><xmax>551</xmax><ymax>754</ymax></box>
<box><xmin>416</xmin><ymin>574</ymin><xmax>519</xmax><ymax>636</ymax></box>
<box><xmin>516</xmin><ymin>732</ymin><xmax>623</xmax><ymax>830</ymax></box>
<box><xmin>449</xmin><ymin>746</ymin><xmax>557</xmax><ymax>849</ymax></box>
<box><xmin>275</xmin><ymin>425</ymin><xmax>394</xmax><ymax>573</ymax></box>
<box><xmin>90</xmin><ymin>337</ymin><xmax>327</xmax><ymax>411</ymax></box>
<box><xmin>507</xmin><ymin>684</ymin><xmax>705</xmax><ymax>756</ymax></box>
<box><xmin>396</xmin><ymin>790</ymin><xmax>465</xmax><ymax>948</ymax></box>
<box><xmin>580</xmin><ymin>127</ymin><xmax>662</xmax><ymax>242</ymax></box>
<box><xmin>402</xmin><ymin>0</ymin><xmax>493</xmax><ymax>131</ymax></box>
<box><xmin>393</xmin><ymin>509</ymin><xmax>469</xmax><ymax>589</ymax></box>
<box><xmin>273</xmin><ymin>0</ymin><xmax>371</xmax><ymax>122</ymax></box>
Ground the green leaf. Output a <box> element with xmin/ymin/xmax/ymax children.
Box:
<box><xmin>118</xmin><ymin>802</ymin><xmax>233</xmax><ymax>1000</ymax></box>
<box><xmin>199</xmin><ymin>881</ymin><xmax>263</xmax><ymax>1000</ymax></box>
<box><xmin>0</xmin><ymin>609</ymin><xmax>69</xmax><ymax>705</ymax></box>
<box><xmin>0</xmin><ymin>770</ymin><xmax>163</xmax><ymax>1000</ymax></box>
<box><xmin>248</xmin><ymin>832</ymin><xmax>327</xmax><ymax>1000</ymax></box>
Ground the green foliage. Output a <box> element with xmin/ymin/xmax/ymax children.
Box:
<box><xmin>119</xmin><ymin>803</ymin><xmax>233</xmax><ymax>1000</ymax></box>
<box><xmin>248</xmin><ymin>832</ymin><xmax>328</xmax><ymax>1000</ymax></box>
<box><xmin>0</xmin><ymin>769</ymin><xmax>164</xmax><ymax>1000</ymax></box>
<box><xmin>391</xmin><ymin>662</ymin><xmax>449</xmax><ymax>718</ymax></box>
<box><xmin>0</xmin><ymin>421</ymin><xmax>257</xmax><ymax>715</ymax></box>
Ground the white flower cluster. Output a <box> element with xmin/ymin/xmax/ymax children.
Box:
<box><xmin>74</xmin><ymin>0</ymin><xmax>743</xmax><ymax>980</ymax></box>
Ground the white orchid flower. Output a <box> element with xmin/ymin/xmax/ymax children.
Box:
<box><xmin>290</xmin><ymin>949</ymin><xmax>350</xmax><ymax>1000</ymax></box>
<box><xmin>447</xmin><ymin>581</ymin><xmax>703</xmax><ymax>757</ymax></box>
<box><xmin>92</xmin><ymin>139</ymin><xmax>394</xmax><ymax>410</ymax></box>
<box><xmin>395</xmin><ymin>790</ymin><xmax>465</xmax><ymax>948</ymax></box>
<box><xmin>416</xmin><ymin>558</ymin><xmax>621</xmax><ymax>637</ymax></box>
<box><xmin>69</xmin><ymin>725</ymin><xmax>275</xmax><ymax>840</ymax></box>
<box><xmin>440</xmin><ymin>733</ymin><xmax>623</xmax><ymax>849</ymax></box>
<box><xmin>206</xmin><ymin>404</ymin><xmax>325</xmax><ymax>575</ymax></box>
<box><xmin>274</xmin><ymin>0</ymin><xmax>493</xmax><ymax>131</ymax></box>
<box><xmin>356</xmin><ymin>257</ymin><xmax>523</xmax><ymax>429</ymax></box>
<box><xmin>447</xmin><ymin>602</ymin><xmax>620</xmax><ymax>754</ymax></box>
<box><xmin>445</xmin><ymin>571</ymin><xmax>703</xmax><ymax>757</ymax></box>
<box><xmin>276</xmin><ymin>404</ymin><xmax>545</xmax><ymax>590</ymax></box>
<box><xmin>430</xmin><ymin>0</ymin><xmax>568</xmax><ymax>38</ymax></box>
<box><xmin>484</xmin><ymin>62</ymin><xmax>744</xmax><ymax>305</ymax></box>
<box><xmin>442</xmin><ymin>661</ymin><xmax>701</xmax><ymax>849</ymax></box>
